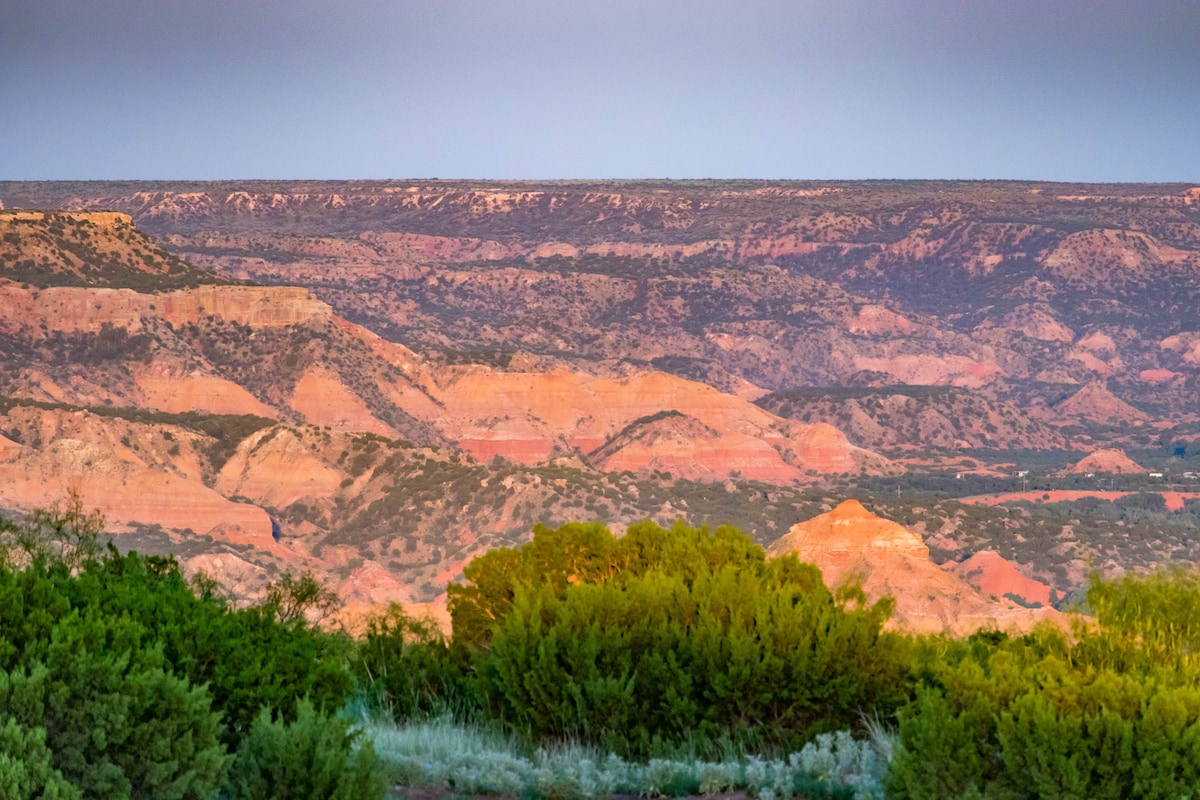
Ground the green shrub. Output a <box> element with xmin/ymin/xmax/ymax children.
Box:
<box><xmin>0</xmin><ymin>612</ymin><xmax>226</xmax><ymax>800</ymax></box>
<box><xmin>49</xmin><ymin>550</ymin><xmax>353</xmax><ymax>747</ymax></box>
<box><xmin>887</xmin><ymin>570</ymin><xmax>1200</xmax><ymax>799</ymax></box>
<box><xmin>0</xmin><ymin>718</ymin><xmax>80</xmax><ymax>800</ymax></box>
<box><xmin>224</xmin><ymin>700</ymin><xmax>385</xmax><ymax>800</ymax></box>
<box><xmin>466</xmin><ymin>521</ymin><xmax>905</xmax><ymax>756</ymax></box>
<box><xmin>0</xmin><ymin>504</ymin><xmax>354</xmax><ymax>752</ymax></box>
<box><xmin>351</xmin><ymin>603</ymin><xmax>472</xmax><ymax>720</ymax></box>
<box><xmin>1074</xmin><ymin>567</ymin><xmax>1200</xmax><ymax>673</ymax></box>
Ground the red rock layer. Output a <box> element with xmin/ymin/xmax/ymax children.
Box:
<box><xmin>947</xmin><ymin>550</ymin><xmax>1053</xmax><ymax>607</ymax></box>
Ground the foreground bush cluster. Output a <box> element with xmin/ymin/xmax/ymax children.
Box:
<box><xmin>7</xmin><ymin>498</ymin><xmax>1200</xmax><ymax>799</ymax></box>
<box><xmin>370</xmin><ymin>522</ymin><xmax>1200</xmax><ymax>799</ymax></box>
<box><xmin>0</xmin><ymin>498</ymin><xmax>381</xmax><ymax>800</ymax></box>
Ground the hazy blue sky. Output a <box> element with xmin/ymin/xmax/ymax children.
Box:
<box><xmin>2</xmin><ymin>0</ymin><xmax>1198</xmax><ymax>181</ymax></box>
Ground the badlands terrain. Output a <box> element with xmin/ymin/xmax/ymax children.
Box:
<box><xmin>2</xmin><ymin>180</ymin><xmax>1200</xmax><ymax>625</ymax></box>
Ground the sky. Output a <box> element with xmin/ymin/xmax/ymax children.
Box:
<box><xmin>2</xmin><ymin>0</ymin><xmax>1198</xmax><ymax>182</ymax></box>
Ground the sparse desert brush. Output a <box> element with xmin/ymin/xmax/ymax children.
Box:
<box><xmin>370</xmin><ymin>715</ymin><xmax>886</xmax><ymax>799</ymax></box>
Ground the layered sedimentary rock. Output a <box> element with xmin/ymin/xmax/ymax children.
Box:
<box><xmin>2</xmin><ymin>283</ymin><xmax>330</xmax><ymax>335</ymax></box>
<box><xmin>215</xmin><ymin>426</ymin><xmax>345</xmax><ymax>509</ymax></box>
<box><xmin>589</xmin><ymin>412</ymin><xmax>798</xmax><ymax>483</ymax></box>
<box><xmin>134</xmin><ymin>362</ymin><xmax>277</xmax><ymax>417</ymax></box>
<box><xmin>429</xmin><ymin>368</ymin><xmax>892</xmax><ymax>480</ymax></box>
<box><xmin>288</xmin><ymin>368</ymin><xmax>397</xmax><ymax>438</ymax></box>
<box><xmin>0</xmin><ymin>408</ymin><xmax>273</xmax><ymax>546</ymax></box>
<box><xmin>767</xmin><ymin>500</ymin><xmax>1056</xmax><ymax>634</ymax></box>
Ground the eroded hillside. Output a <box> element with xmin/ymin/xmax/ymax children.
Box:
<box><xmin>6</xmin><ymin>180</ymin><xmax>1197</xmax><ymax>441</ymax></box>
<box><xmin>0</xmin><ymin>210</ymin><xmax>900</xmax><ymax>608</ymax></box>
<box><xmin>3</xmin><ymin>187</ymin><xmax>1200</xmax><ymax>620</ymax></box>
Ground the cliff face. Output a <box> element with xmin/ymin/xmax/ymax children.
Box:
<box><xmin>768</xmin><ymin>500</ymin><xmax>1056</xmax><ymax>634</ymax></box>
<box><xmin>19</xmin><ymin>179</ymin><xmax>1191</xmax><ymax>446</ymax></box>
<box><xmin>0</xmin><ymin>210</ymin><xmax>911</xmax><ymax>613</ymax></box>
<box><xmin>2</xmin><ymin>209</ymin><xmax>891</xmax><ymax>485</ymax></box>
<box><xmin>0</xmin><ymin>405</ymin><xmax>273</xmax><ymax>547</ymax></box>
<box><xmin>2</xmin><ymin>282</ymin><xmax>330</xmax><ymax>335</ymax></box>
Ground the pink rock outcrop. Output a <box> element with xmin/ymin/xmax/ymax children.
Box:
<box><xmin>135</xmin><ymin>363</ymin><xmax>276</xmax><ymax>417</ymax></box>
<box><xmin>948</xmin><ymin>550</ymin><xmax>1053</xmax><ymax>607</ymax></box>
<box><xmin>216</xmin><ymin>427</ymin><xmax>345</xmax><ymax>509</ymax></box>
<box><xmin>288</xmin><ymin>368</ymin><xmax>396</xmax><ymax>438</ymax></box>
<box><xmin>429</xmin><ymin>368</ymin><xmax>891</xmax><ymax>481</ymax></box>
<box><xmin>767</xmin><ymin>500</ymin><xmax>1057</xmax><ymax>634</ymax></box>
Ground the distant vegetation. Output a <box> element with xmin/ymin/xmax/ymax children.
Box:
<box><xmin>0</xmin><ymin>211</ymin><xmax>239</xmax><ymax>291</ymax></box>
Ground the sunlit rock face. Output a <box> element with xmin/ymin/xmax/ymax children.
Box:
<box><xmin>768</xmin><ymin>500</ymin><xmax>1058</xmax><ymax>635</ymax></box>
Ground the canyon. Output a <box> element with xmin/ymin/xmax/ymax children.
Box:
<box><xmin>2</xmin><ymin>180</ymin><xmax>1200</xmax><ymax>631</ymax></box>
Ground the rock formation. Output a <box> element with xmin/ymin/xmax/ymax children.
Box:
<box><xmin>0</xmin><ymin>406</ymin><xmax>273</xmax><ymax>547</ymax></box>
<box><xmin>1064</xmin><ymin>448</ymin><xmax>1147</xmax><ymax>475</ymax></box>
<box><xmin>428</xmin><ymin>368</ymin><xmax>894</xmax><ymax>480</ymax></box>
<box><xmin>947</xmin><ymin>550</ymin><xmax>1053</xmax><ymax>607</ymax></box>
<box><xmin>767</xmin><ymin>500</ymin><xmax>1056</xmax><ymax>634</ymax></box>
<box><xmin>1055</xmin><ymin>383</ymin><xmax>1149</xmax><ymax>424</ymax></box>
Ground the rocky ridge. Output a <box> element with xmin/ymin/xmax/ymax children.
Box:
<box><xmin>3</xmin><ymin>184</ymin><xmax>1200</xmax><ymax>609</ymax></box>
<box><xmin>5</xmin><ymin>180</ymin><xmax>1194</xmax><ymax>448</ymax></box>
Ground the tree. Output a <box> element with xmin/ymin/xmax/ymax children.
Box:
<box><xmin>0</xmin><ymin>612</ymin><xmax>227</xmax><ymax>800</ymax></box>
<box><xmin>264</xmin><ymin>570</ymin><xmax>340</xmax><ymax>626</ymax></box>
<box><xmin>0</xmin><ymin>718</ymin><xmax>80</xmax><ymax>800</ymax></box>
<box><xmin>0</xmin><ymin>490</ymin><xmax>104</xmax><ymax>573</ymax></box>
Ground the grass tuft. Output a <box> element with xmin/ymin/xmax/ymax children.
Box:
<box><xmin>369</xmin><ymin>715</ymin><xmax>893</xmax><ymax>799</ymax></box>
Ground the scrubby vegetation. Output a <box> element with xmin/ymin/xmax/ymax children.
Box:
<box><xmin>449</xmin><ymin>521</ymin><xmax>905</xmax><ymax>756</ymax></box>
<box><xmin>365</xmin><ymin>520</ymin><xmax>1200</xmax><ymax>797</ymax></box>
<box><xmin>6</xmin><ymin>495</ymin><xmax>1200</xmax><ymax>799</ymax></box>
<box><xmin>372</xmin><ymin>716</ymin><xmax>886</xmax><ymax>799</ymax></box>
<box><xmin>0</xmin><ymin>210</ymin><xmax>237</xmax><ymax>291</ymax></box>
<box><xmin>0</xmin><ymin>496</ymin><xmax>377</xmax><ymax>799</ymax></box>
<box><xmin>887</xmin><ymin>572</ymin><xmax>1200</xmax><ymax>799</ymax></box>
